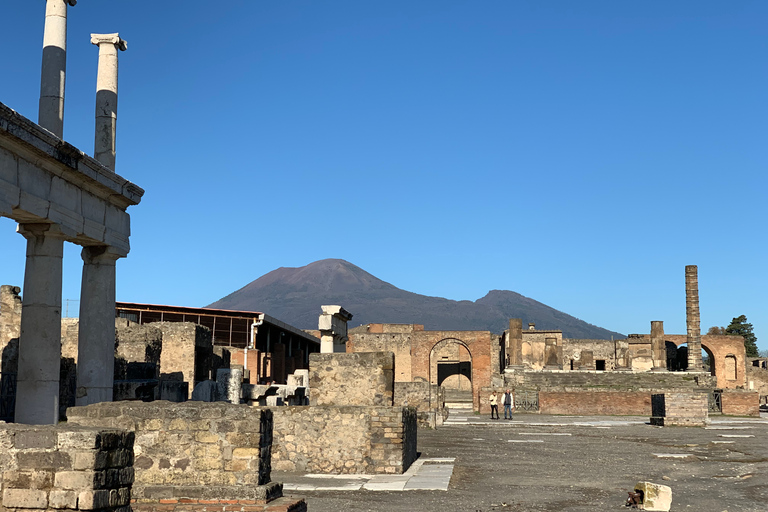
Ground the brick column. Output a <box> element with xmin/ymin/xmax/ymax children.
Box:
<box><xmin>15</xmin><ymin>223</ymin><xmax>66</xmax><ymax>424</ymax></box>
<box><xmin>685</xmin><ymin>265</ymin><xmax>703</xmax><ymax>371</ymax></box>
<box><xmin>651</xmin><ymin>320</ymin><xmax>667</xmax><ymax>371</ymax></box>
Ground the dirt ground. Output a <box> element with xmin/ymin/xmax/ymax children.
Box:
<box><xmin>277</xmin><ymin>413</ymin><xmax>768</xmax><ymax>512</ymax></box>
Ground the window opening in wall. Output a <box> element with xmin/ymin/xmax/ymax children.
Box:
<box><xmin>595</xmin><ymin>360</ymin><xmax>606</xmax><ymax>371</ymax></box>
<box><xmin>570</xmin><ymin>359</ymin><xmax>574</xmax><ymax>370</ymax></box>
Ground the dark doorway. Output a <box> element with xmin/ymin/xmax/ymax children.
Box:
<box><xmin>595</xmin><ymin>360</ymin><xmax>606</xmax><ymax>371</ymax></box>
<box><xmin>437</xmin><ymin>361</ymin><xmax>471</xmax><ymax>387</ymax></box>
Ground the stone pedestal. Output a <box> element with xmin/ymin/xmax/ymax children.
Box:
<box><xmin>14</xmin><ymin>224</ymin><xmax>65</xmax><ymax>425</ymax></box>
<box><xmin>76</xmin><ymin>246</ymin><xmax>121</xmax><ymax>406</ymax></box>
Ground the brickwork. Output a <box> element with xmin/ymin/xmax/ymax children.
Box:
<box><xmin>66</xmin><ymin>402</ymin><xmax>276</xmax><ymax>501</ymax></box>
<box><xmin>504</xmin><ymin>368</ymin><xmax>717</xmax><ymax>391</ymax></box>
<box><xmin>650</xmin><ymin>391</ymin><xmax>709</xmax><ymax>426</ymax></box>
<box><xmin>309</xmin><ymin>352</ymin><xmax>394</xmax><ymax>407</ymax></box>
<box><xmin>720</xmin><ymin>390</ymin><xmax>760</xmax><ymax>417</ymax></box>
<box><xmin>270</xmin><ymin>405</ymin><xmax>417</xmax><ymax>474</ymax></box>
<box><xmin>539</xmin><ymin>391</ymin><xmax>652</xmax><ymax>416</ymax></box>
<box><xmin>665</xmin><ymin>334</ymin><xmax>747</xmax><ymax>389</ymax></box>
<box><xmin>0</xmin><ymin>424</ymin><xmax>134</xmax><ymax>512</ymax></box>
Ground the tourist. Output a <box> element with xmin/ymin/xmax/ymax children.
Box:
<box><xmin>503</xmin><ymin>389</ymin><xmax>514</xmax><ymax>419</ymax></box>
<box><xmin>489</xmin><ymin>390</ymin><xmax>499</xmax><ymax>419</ymax></box>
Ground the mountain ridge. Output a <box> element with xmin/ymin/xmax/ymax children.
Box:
<box><xmin>207</xmin><ymin>259</ymin><xmax>624</xmax><ymax>340</ymax></box>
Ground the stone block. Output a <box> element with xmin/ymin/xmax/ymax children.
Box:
<box><xmin>14</xmin><ymin>429</ymin><xmax>57</xmax><ymax>450</ymax></box>
<box><xmin>17</xmin><ymin>451</ymin><xmax>72</xmax><ymax>470</ymax></box>
<box><xmin>54</xmin><ymin>470</ymin><xmax>96</xmax><ymax>490</ymax></box>
<box><xmin>2</xmin><ymin>470</ymin><xmax>53</xmax><ymax>490</ymax></box>
<box><xmin>2</xmin><ymin>488</ymin><xmax>48</xmax><ymax>509</ymax></box>
<box><xmin>635</xmin><ymin>481</ymin><xmax>672</xmax><ymax>511</ymax></box>
<box><xmin>49</xmin><ymin>489</ymin><xmax>79</xmax><ymax>509</ymax></box>
<box><xmin>78</xmin><ymin>489</ymin><xmax>111</xmax><ymax>510</ymax></box>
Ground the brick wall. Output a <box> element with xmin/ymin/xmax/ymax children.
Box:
<box><xmin>270</xmin><ymin>406</ymin><xmax>417</xmax><ymax>474</ymax></box>
<box><xmin>721</xmin><ymin>390</ymin><xmax>760</xmax><ymax>417</ymax></box>
<box><xmin>66</xmin><ymin>402</ymin><xmax>278</xmax><ymax>502</ymax></box>
<box><xmin>539</xmin><ymin>391</ymin><xmax>652</xmax><ymax>416</ymax></box>
<box><xmin>309</xmin><ymin>352</ymin><xmax>394</xmax><ymax>407</ymax></box>
<box><xmin>0</xmin><ymin>424</ymin><xmax>134</xmax><ymax>512</ymax></box>
<box><xmin>650</xmin><ymin>391</ymin><xmax>709</xmax><ymax>426</ymax></box>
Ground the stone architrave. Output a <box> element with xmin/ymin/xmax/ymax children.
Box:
<box><xmin>91</xmin><ymin>33</ymin><xmax>127</xmax><ymax>171</ymax></box>
<box><xmin>14</xmin><ymin>223</ymin><xmax>66</xmax><ymax>424</ymax></box>
<box><xmin>685</xmin><ymin>265</ymin><xmax>703</xmax><ymax>371</ymax></box>
<box><xmin>76</xmin><ymin>246</ymin><xmax>122</xmax><ymax>406</ymax></box>
<box><xmin>651</xmin><ymin>320</ymin><xmax>667</xmax><ymax>371</ymax></box>
<box><xmin>38</xmin><ymin>0</ymin><xmax>77</xmax><ymax>138</ymax></box>
<box><xmin>318</xmin><ymin>305</ymin><xmax>353</xmax><ymax>353</ymax></box>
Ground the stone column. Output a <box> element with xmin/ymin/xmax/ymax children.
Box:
<box><xmin>507</xmin><ymin>318</ymin><xmax>524</xmax><ymax>368</ymax></box>
<box><xmin>685</xmin><ymin>265</ymin><xmax>703</xmax><ymax>371</ymax></box>
<box><xmin>318</xmin><ymin>305</ymin><xmax>353</xmax><ymax>353</ymax></box>
<box><xmin>91</xmin><ymin>33</ymin><xmax>127</xmax><ymax>171</ymax></box>
<box><xmin>14</xmin><ymin>223</ymin><xmax>66</xmax><ymax>424</ymax></box>
<box><xmin>38</xmin><ymin>0</ymin><xmax>76</xmax><ymax>138</ymax></box>
<box><xmin>75</xmin><ymin>246</ymin><xmax>121</xmax><ymax>406</ymax></box>
<box><xmin>651</xmin><ymin>320</ymin><xmax>667</xmax><ymax>371</ymax></box>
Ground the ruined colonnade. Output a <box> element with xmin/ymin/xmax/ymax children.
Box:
<box><xmin>0</xmin><ymin>0</ymin><xmax>141</xmax><ymax>423</ymax></box>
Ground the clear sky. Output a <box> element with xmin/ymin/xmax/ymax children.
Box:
<box><xmin>1</xmin><ymin>1</ymin><xmax>766</xmax><ymax>350</ymax></box>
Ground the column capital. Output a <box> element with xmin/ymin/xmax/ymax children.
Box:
<box><xmin>16</xmin><ymin>223</ymin><xmax>68</xmax><ymax>241</ymax></box>
<box><xmin>81</xmin><ymin>245</ymin><xmax>124</xmax><ymax>264</ymax></box>
<box><xmin>90</xmin><ymin>33</ymin><xmax>127</xmax><ymax>51</ymax></box>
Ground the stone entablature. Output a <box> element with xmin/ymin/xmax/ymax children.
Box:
<box><xmin>0</xmin><ymin>424</ymin><xmax>134</xmax><ymax>512</ymax></box>
<box><xmin>0</xmin><ymin>103</ymin><xmax>142</xmax><ymax>254</ymax></box>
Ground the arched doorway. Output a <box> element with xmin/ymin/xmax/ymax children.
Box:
<box><xmin>430</xmin><ymin>338</ymin><xmax>472</xmax><ymax>392</ymax></box>
<box><xmin>669</xmin><ymin>341</ymin><xmax>715</xmax><ymax>377</ymax></box>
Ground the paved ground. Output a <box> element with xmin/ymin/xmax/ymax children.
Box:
<box><xmin>275</xmin><ymin>410</ymin><xmax>768</xmax><ymax>512</ymax></box>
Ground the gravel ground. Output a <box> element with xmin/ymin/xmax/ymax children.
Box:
<box><xmin>277</xmin><ymin>413</ymin><xmax>768</xmax><ymax>512</ymax></box>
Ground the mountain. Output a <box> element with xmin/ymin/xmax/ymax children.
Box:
<box><xmin>207</xmin><ymin>259</ymin><xmax>624</xmax><ymax>339</ymax></box>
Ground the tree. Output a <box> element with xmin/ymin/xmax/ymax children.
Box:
<box><xmin>725</xmin><ymin>315</ymin><xmax>759</xmax><ymax>358</ymax></box>
<box><xmin>707</xmin><ymin>326</ymin><xmax>726</xmax><ymax>335</ymax></box>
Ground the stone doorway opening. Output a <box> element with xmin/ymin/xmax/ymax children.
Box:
<box><xmin>430</xmin><ymin>338</ymin><xmax>473</xmax><ymax>392</ymax></box>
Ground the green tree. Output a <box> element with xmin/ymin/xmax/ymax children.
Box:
<box><xmin>725</xmin><ymin>315</ymin><xmax>759</xmax><ymax>358</ymax></box>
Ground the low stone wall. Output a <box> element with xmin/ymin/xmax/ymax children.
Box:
<box><xmin>309</xmin><ymin>352</ymin><xmax>394</xmax><ymax>406</ymax></box>
<box><xmin>394</xmin><ymin>382</ymin><xmax>445</xmax><ymax>427</ymax></box>
<box><xmin>270</xmin><ymin>405</ymin><xmax>417</xmax><ymax>474</ymax></box>
<box><xmin>721</xmin><ymin>390</ymin><xmax>760</xmax><ymax>417</ymax></box>
<box><xmin>66</xmin><ymin>401</ymin><xmax>279</xmax><ymax>502</ymax></box>
<box><xmin>651</xmin><ymin>391</ymin><xmax>709</xmax><ymax>426</ymax></box>
<box><xmin>0</xmin><ymin>424</ymin><xmax>133</xmax><ymax>512</ymax></box>
<box><xmin>539</xmin><ymin>390</ymin><xmax>652</xmax><ymax>416</ymax></box>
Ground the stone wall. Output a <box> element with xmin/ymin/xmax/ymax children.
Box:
<box><xmin>650</xmin><ymin>391</ymin><xmax>709</xmax><ymax>427</ymax></box>
<box><xmin>347</xmin><ymin>332</ymin><xmax>413</xmax><ymax>382</ymax></box>
<box><xmin>0</xmin><ymin>424</ymin><xmax>134</xmax><ymax>512</ymax></box>
<box><xmin>393</xmin><ymin>381</ymin><xmax>445</xmax><ymax>427</ymax></box>
<box><xmin>270</xmin><ymin>406</ymin><xmax>417</xmax><ymax>474</ymax></box>
<box><xmin>0</xmin><ymin>285</ymin><xmax>21</xmax><ymax>374</ymax></box>
<box><xmin>504</xmin><ymin>368</ymin><xmax>717</xmax><ymax>391</ymax></box>
<box><xmin>66</xmin><ymin>402</ymin><xmax>279</xmax><ymax>502</ymax></box>
<box><xmin>309</xmin><ymin>352</ymin><xmax>394</xmax><ymax>407</ymax></box>
<box><xmin>746</xmin><ymin>366</ymin><xmax>768</xmax><ymax>401</ymax></box>
<box><xmin>721</xmin><ymin>390</ymin><xmax>760</xmax><ymax>417</ymax></box>
<box><xmin>152</xmin><ymin>322</ymin><xmax>212</xmax><ymax>397</ymax></box>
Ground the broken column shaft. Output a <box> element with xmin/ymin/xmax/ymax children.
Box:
<box><xmin>91</xmin><ymin>33</ymin><xmax>127</xmax><ymax>171</ymax></box>
<box><xmin>38</xmin><ymin>0</ymin><xmax>77</xmax><ymax>138</ymax></box>
<box><xmin>685</xmin><ymin>265</ymin><xmax>703</xmax><ymax>371</ymax></box>
<box><xmin>651</xmin><ymin>320</ymin><xmax>667</xmax><ymax>370</ymax></box>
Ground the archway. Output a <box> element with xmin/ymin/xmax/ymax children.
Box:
<box><xmin>669</xmin><ymin>342</ymin><xmax>714</xmax><ymax>375</ymax></box>
<box><xmin>430</xmin><ymin>338</ymin><xmax>473</xmax><ymax>392</ymax></box>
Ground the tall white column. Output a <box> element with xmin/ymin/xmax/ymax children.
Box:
<box><xmin>38</xmin><ymin>0</ymin><xmax>76</xmax><ymax>138</ymax></box>
<box><xmin>91</xmin><ymin>33</ymin><xmax>127</xmax><ymax>171</ymax></box>
<box><xmin>15</xmin><ymin>223</ymin><xmax>65</xmax><ymax>425</ymax></box>
<box><xmin>76</xmin><ymin>246</ymin><xmax>121</xmax><ymax>406</ymax></box>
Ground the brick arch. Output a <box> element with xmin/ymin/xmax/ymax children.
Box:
<box><xmin>666</xmin><ymin>335</ymin><xmax>746</xmax><ymax>389</ymax></box>
<box><xmin>410</xmin><ymin>330</ymin><xmax>493</xmax><ymax>411</ymax></box>
<box><xmin>430</xmin><ymin>338</ymin><xmax>473</xmax><ymax>389</ymax></box>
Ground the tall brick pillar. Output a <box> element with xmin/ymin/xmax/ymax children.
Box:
<box><xmin>651</xmin><ymin>320</ymin><xmax>667</xmax><ymax>371</ymax></box>
<box><xmin>685</xmin><ymin>265</ymin><xmax>703</xmax><ymax>371</ymax></box>
<box><xmin>508</xmin><ymin>318</ymin><xmax>523</xmax><ymax>368</ymax></box>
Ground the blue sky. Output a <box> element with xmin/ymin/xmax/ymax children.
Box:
<box><xmin>0</xmin><ymin>1</ymin><xmax>766</xmax><ymax>349</ymax></box>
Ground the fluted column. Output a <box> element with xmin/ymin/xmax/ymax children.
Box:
<box><xmin>685</xmin><ymin>265</ymin><xmax>703</xmax><ymax>371</ymax></box>
<box><xmin>76</xmin><ymin>246</ymin><xmax>121</xmax><ymax>406</ymax></box>
<box><xmin>15</xmin><ymin>223</ymin><xmax>66</xmax><ymax>424</ymax></box>
<box><xmin>38</xmin><ymin>0</ymin><xmax>77</xmax><ymax>137</ymax></box>
<box><xmin>91</xmin><ymin>33</ymin><xmax>127</xmax><ymax>171</ymax></box>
